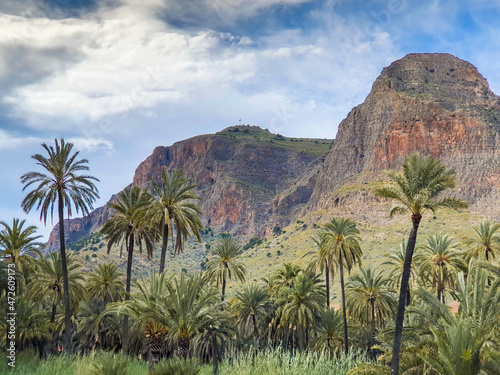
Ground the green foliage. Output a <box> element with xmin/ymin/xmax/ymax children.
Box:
<box><xmin>347</xmin><ymin>363</ymin><xmax>390</xmax><ymax>375</ymax></box>
<box><xmin>150</xmin><ymin>358</ymin><xmax>201</xmax><ymax>375</ymax></box>
<box><xmin>243</xmin><ymin>236</ymin><xmax>263</xmax><ymax>250</ymax></box>
<box><xmin>273</xmin><ymin>225</ymin><xmax>282</xmax><ymax>236</ymax></box>
<box><xmin>85</xmin><ymin>352</ymin><xmax>128</xmax><ymax>375</ymax></box>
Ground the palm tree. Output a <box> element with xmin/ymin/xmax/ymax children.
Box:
<box><xmin>311</xmin><ymin>235</ymin><xmax>336</xmax><ymax>308</ymax></box>
<box><xmin>320</xmin><ymin>217</ymin><xmax>363</xmax><ymax>355</ymax></box>
<box><xmin>0</xmin><ymin>218</ymin><xmax>43</xmax><ymax>286</ymax></box>
<box><xmin>312</xmin><ymin>308</ymin><xmax>344</xmax><ymax>353</ymax></box>
<box><xmin>146</xmin><ymin>169</ymin><xmax>203</xmax><ymax>274</ymax></box>
<box><xmin>27</xmin><ymin>252</ymin><xmax>86</xmax><ymax>324</ymax></box>
<box><xmin>231</xmin><ymin>284</ymin><xmax>274</xmax><ymax>343</ymax></box>
<box><xmin>464</xmin><ymin>219</ymin><xmax>500</xmax><ymax>263</ymax></box>
<box><xmin>373</xmin><ymin>152</ymin><xmax>468</xmax><ymax>375</ymax></box>
<box><xmin>272</xmin><ymin>262</ymin><xmax>302</xmax><ymax>294</ymax></box>
<box><xmin>278</xmin><ymin>272</ymin><xmax>325</xmax><ymax>351</ymax></box>
<box><xmin>346</xmin><ymin>267</ymin><xmax>396</xmax><ymax>335</ymax></box>
<box><xmin>86</xmin><ymin>263</ymin><xmax>125</xmax><ymax>304</ymax></box>
<box><xmin>415</xmin><ymin>233</ymin><xmax>464</xmax><ymax>303</ymax></box>
<box><xmin>27</xmin><ymin>251</ymin><xmax>85</xmax><ymax>354</ymax></box>
<box><xmin>21</xmin><ymin>139</ymin><xmax>99</xmax><ymax>352</ymax></box>
<box><xmin>205</xmin><ymin>237</ymin><xmax>247</xmax><ymax>301</ymax></box>
<box><xmin>410</xmin><ymin>262</ymin><xmax>500</xmax><ymax>375</ymax></box>
<box><xmin>382</xmin><ymin>239</ymin><xmax>416</xmax><ymax>306</ymax></box>
<box><xmin>101</xmin><ymin>185</ymin><xmax>157</xmax><ymax>353</ymax></box>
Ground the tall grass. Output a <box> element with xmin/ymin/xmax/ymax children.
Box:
<box><xmin>200</xmin><ymin>348</ymin><xmax>364</xmax><ymax>375</ymax></box>
<box><xmin>2</xmin><ymin>348</ymin><xmax>364</xmax><ymax>375</ymax></box>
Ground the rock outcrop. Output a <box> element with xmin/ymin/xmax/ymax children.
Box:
<box><xmin>308</xmin><ymin>53</ymin><xmax>500</xmax><ymax>212</ymax></box>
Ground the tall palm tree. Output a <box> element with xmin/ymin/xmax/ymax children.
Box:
<box><xmin>311</xmin><ymin>235</ymin><xmax>336</xmax><ymax>308</ymax></box>
<box><xmin>0</xmin><ymin>218</ymin><xmax>43</xmax><ymax>285</ymax></box>
<box><xmin>86</xmin><ymin>263</ymin><xmax>125</xmax><ymax>304</ymax></box>
<box><xmin>383</xmin><ymin>239</ymin><xmax>416</xmax><ymax>306</ymax></box>
<box><xmin>346</xmin><ymin>267</ymin><xmax>396</xmax><ymax>335</ymax></box>
<box><xmin>205</xmin><ymin>237</ymin><xmax>247</xmax><ymax>301</ymax></box>
<box><xmin>232</xmin><ymin>284</ymin><xmax>274</xmax><ymax>342</ymax></box>
<box><xmin>278</xmin><ymin>272</ymin><xmax>325</xmax><ymax>351</ymax></box>
<box><xmin>21</xmin><ymin>139</ymin><xmax>99</xmax><ymax>352</ymax></box>
<box><xmin>464</xmin><ymin>219</ymin><xmax>500</xmax><ymax>263</ymax></box>
<box><xmin>320</xmin><ymin>217</ymin><xmax>363</xmax><ymax>355</ymax></box>
<box><xmin>373</xmin><ymin>152</ymin><xmax>468</xmax><ymax>375</ymax></box>
<box><xmin>101</xmin><ymin>185</ymin><xmax>157</xmax><ymax>353</ymax></box>
<box><xmin>146</xmin><ymin>169</ymin><xmax>203</xmax><ymax>274</ymax></box>
<box><xmin>415</xmin><ymin>233</ymin><xmax>464</xmax><ymax>303</ymax></box>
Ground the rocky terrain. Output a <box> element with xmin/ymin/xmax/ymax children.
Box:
<box><xmin>47</xmin><ymin>53</ymin><xmax>500</xmax><ymax>252</ymax></box>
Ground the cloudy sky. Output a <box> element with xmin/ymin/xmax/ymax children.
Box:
<box><xmin>1</xmin><ymin>0</ymin><xmax>500</xmax><ymax>240</ymax></box>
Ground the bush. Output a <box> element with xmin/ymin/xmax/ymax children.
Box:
<box><xmin>150</xmin><ymin>358</ymin><xmax>201</xmax><ymax>375</ymax></box>
<box><xmin>85</xmin><ymin>352</ymin><xmax>128</xmax><ymax>375</ymax></box>
<box><xmin>346</xmin><ymin>363</ymin><xmax>390</xmax><ymax>375</ymax></box>
<box><xmin>243</xmin><ymin>237</ymin><xmax>263</xmax><ymax>250</ymax></box>
<box><xmin>205</xmin><ymin>244</ymin><xmax>211</xmax><ymax>250</ymax></box>
<box><xmin>273</xmin><ymin>225</ymin><xmax>282</xmax><ymax>236</ymax></box>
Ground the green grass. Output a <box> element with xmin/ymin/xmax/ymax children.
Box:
<box><xmin>199</xmin><ymin>348</ymin><xmax>363</xmax><ymax>375</ymax></box>
<box><xmin>2</xmin><ymin>349</ymin><xmax>363</xmax><ymax>375</ymax></box>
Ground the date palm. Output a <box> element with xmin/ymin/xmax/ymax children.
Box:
<box><xmin>311</xmin><ymin>235</ymin><xmax>336</xmax><ymax>308</ymax></box>
<box><xmin>373</xmin><ymin>152</ymin><xmax>468</xmax><ymax>375</ymax></box>
<box><xmin>101</xmin><ymin>185</ymin><xmax>158</xmax><ymax>353</ymax></box>
<box><xmin>21</xmin><ymin>139</ymin><xmax>99</xmax><ymax>352</ymax></box>
<box><xmin>346</xmin><ymin>267</ymin><xmax>396</xmax><ymax>335</ymax></box>
<box><xmin>272</xmin><ymin>262</ymin><xmax>302</xmax><ymax>294</ymax></box>
<box><xmin>205</xmin><ymin>237</ymin><xmax>247</xmax><ymax>301</ymax></box>
<box><xmin>464</xmin><ymin>219</ymin><xmax>500</xmax><ymax>263</ymax></box>
<box><xmin>86</xmin><ymin>263</ymin><xmax>125</xmax><ymax>304</ymax></box>
<box><xmin>232</xmin><ymin>284</ymin><xmax>274</xmax><ymax>342</ymax></box>
<box><xmin>146</xmin><ymin>169</ymin><xmax>203</xmax><ymax>274</ymax></box>
<box><xmin>320</xmin><ymin>217</ymin><xmax>363</xmax><ymax>355</ymax></box>
<box><xmin>0</xmin><ymin>218</ymin><xmax>43</xmax><ymax>285</ymax></box>
<box><xmin>312</xmin><ymin>308</ymin><xmax>344</xmax><ymax>353</ymax></box>
<box><xmin>278</xmin><ymin>272</ymin><xmax>325</xmax><ymax>351</ymax></box>
<box><xmin>26</xmin><ymin>252</ymin><xmax>86</xmax><ymax>324</ymax></box>
<box><xmin>411</xmin><ymin>262</ymin><xmax>500</xmax><ymax>375</ymax></box>
<box><xmin>415</xmin><ymin>233</ymin><xmax>464</xmax><ymax>303</ymax></box>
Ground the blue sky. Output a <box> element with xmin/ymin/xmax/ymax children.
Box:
<box><xmin>1</xmin><ymin>0</ymin><xmax>500</xmax><ymax>240</ymax></box>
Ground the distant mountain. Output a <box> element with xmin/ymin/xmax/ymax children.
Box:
<box><xmin>47</xmin><ymin>53</ymin><xmax>500</xmax><ymax>252</ymax></box>
<box><xmin>47</xmin><ymin>126</ymin><xmax>333</xmax><ymax>251</ymax></box>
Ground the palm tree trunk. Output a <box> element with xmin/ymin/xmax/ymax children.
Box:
<box><xmin>437</xmin><ymin>271</ymin><xmax>442</xmax><ymax>303</ymax></box>
<box><xmin>339</xmin><ymin>255</ymin><xmax>348</xmax><ymax>355</ymax></box>
<box><xmin>391</xmin><ymin>213</ymin><xmax>421</xmax><ymax>375</ymax></box>
<box><xmin>221</xmin><ymin>277</ymin><xmax>226</xmax><ymax>302</ymax></box>
<box><xmin>159</xmin><ymin>222</ymin><xmax>168</xmax><ymax>274</ymax></box>
<box><xmin>371</xmin><ymin>299</ymin><xmax>376</xmax><ymax>334</ymax></box>
<box><xmin>252</xmin><ymin>314</ymin><xmax>259</xmax><ymax>346</ymax></box>
<box><xmin>57</xmin><ymin>188</ymin><xmax>72</xmax><ymax>354</ymax></box>
<box><xmin>212</xmin><ymin>331</ymin><xmax>219</xmax><ymax>375</ymax></box>
<box><xmin>178</xmin><ymin>336</ymin><xmax>190</xmax><ymax>358</ymax></box>
<box><xmin>298</xmin><ymin>325</ymin><xmax>304</xmax><ymax>352</ymax></box>
<box><xmin>325</xmin><ymin>265</ymin><xmax>330</xmax><ymax>308</ymax></box>
<box><xmin>122</xmin><ymin>231</ymin><xmax>134</xmax><ymax>354</ymax></box>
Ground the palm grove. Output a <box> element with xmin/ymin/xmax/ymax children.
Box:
<box><xmin>0</xmin><ymin>139</ymin><xmax>499</xmax><ymax>375</ymax></box>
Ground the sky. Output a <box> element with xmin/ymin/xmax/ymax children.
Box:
<box><xmin>1</xmin><ymin>0</ymin><xmax>500</xmax><ymax>241</ymax></box>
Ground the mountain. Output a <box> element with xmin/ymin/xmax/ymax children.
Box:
<box><xmin>46</xmin><ymin>53</ymin><xmax>500</xmax><ymax>252</ymax></box>
<box><xmin>46</xmin><ymin>127</ymin><xmax>333</xmax><ymax>251</ymax></box>
<box><xmin>308</xmin><ymin>53</ymin><xmax>499</xmax><ymax>216</ymax></box>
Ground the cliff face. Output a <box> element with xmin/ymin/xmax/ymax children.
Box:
<box><xmin>46</xmin><ymin>127</ymin><xmax>331</xmax><ymax>251</ymax></box>
<box><xmin>46</xmin><ymin>53</ymin><xmax>500</xmax><ymax>251</ymax></box>
<box><xmin>308</xmin><ymin>53</ymin><xmax>500</xmax><ymax>211</ymax></box>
